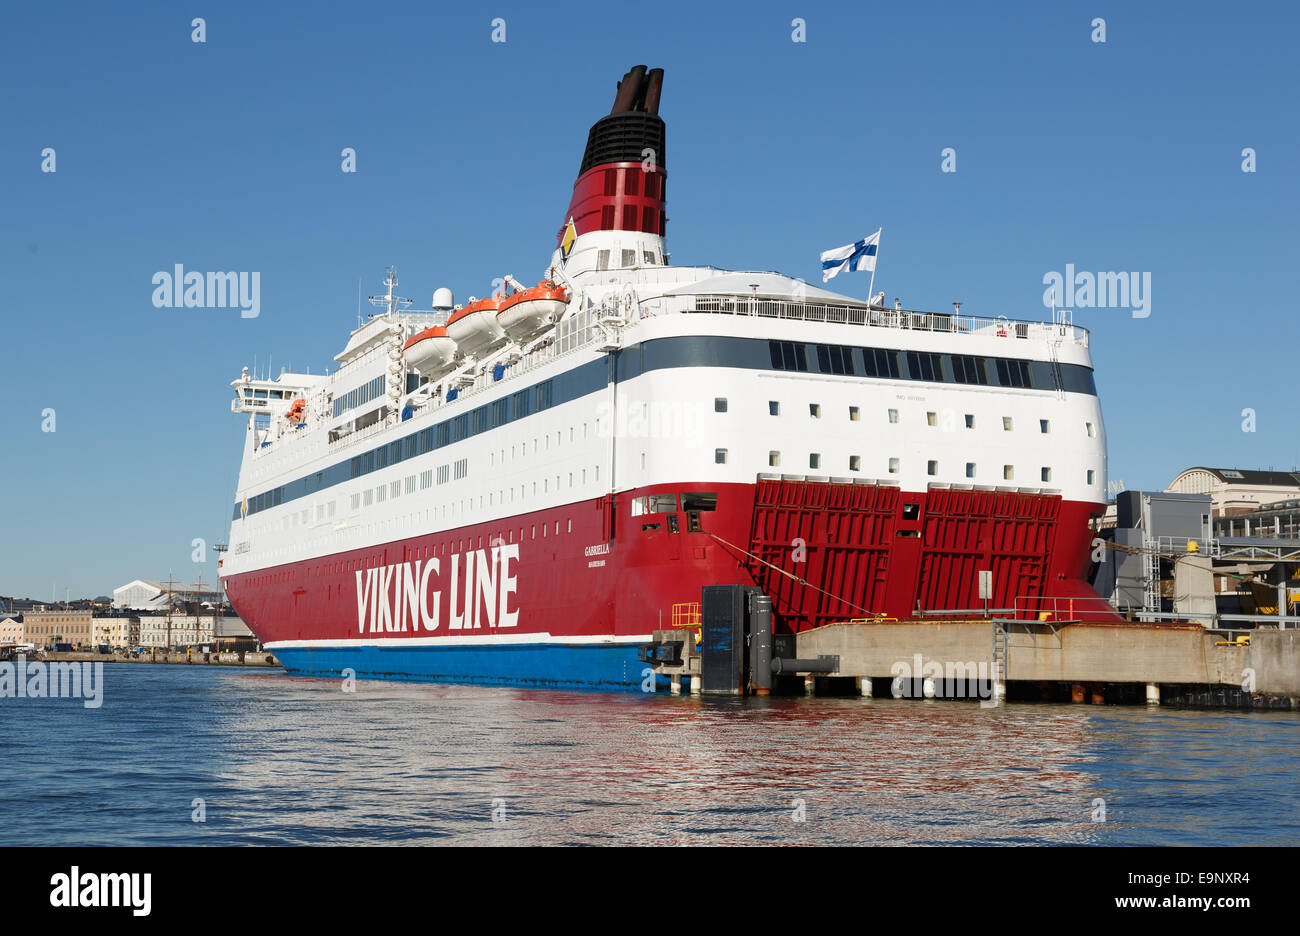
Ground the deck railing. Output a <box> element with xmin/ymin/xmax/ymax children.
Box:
<box><xmin>686</xmin><ymin>295</ymin><xmax>1089</xmax><ymax>347</ymax></box>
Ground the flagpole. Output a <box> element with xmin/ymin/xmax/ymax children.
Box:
<box><xmin>867</xmin><ymin>227</ymin><xmax>880</xmax><ymax>307</ymax></box>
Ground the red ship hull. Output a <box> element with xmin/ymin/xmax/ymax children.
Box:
<box><xmin>222</xmin><ymin>480</ymin><xmax>1114</xmax><ymax>687</ymax></box>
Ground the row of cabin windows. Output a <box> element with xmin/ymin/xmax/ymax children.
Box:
<box><xmin>751</xmin><ymin>451</ymin><xmax>1096</xmax><ymax>486</ymax></box>
<box><xmin>760</xmin><ymin>399</ymin><xmax>1095</xmax><ymax>437</ymax></box>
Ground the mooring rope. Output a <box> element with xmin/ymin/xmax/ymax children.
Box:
<box><xmin>705</xmin><ymin>531</ymin><xmax>885</xmax><ymax>619</ymax></box>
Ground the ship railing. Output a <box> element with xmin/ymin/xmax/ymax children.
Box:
<box><xmin>683</xmin><ymin>295</ymin><xmax>1089</xmax><ymax>347</ymax></box>
<box><xmin>1009</xmin><ymin>595</ymin><xmax>1119</xmax><ymax>620</ymax></box>
<box><xmin>325</xmin><ymin>415</ymin><xmax>390</xmax><ymax>454</ymax></box>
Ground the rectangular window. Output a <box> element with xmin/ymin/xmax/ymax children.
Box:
<box><xmin>889</xmin><ymin>457</ymin><xmax>900</xmax><ymax>474</ymax></box>
<box><xmin>1003</xmin><ymin>417</ymin><xmax>1013</xmax><ymax>431</ymax></box>
<box><xmin>809</xmin><ymin>403</ymin><xmax>821</xmax><ymax>419</ymax></box>
<box><xmin>965</xmin><ymin>462</ymin><xmax>976</xmax><ymax>478</ymax></box>
<box><xmin>1087</xmin><ymin>469</ymin><xmax>1096</xmax><ymax>484</ymax></box>
<box><xmin>888</xmin><ymin>408</ymin><xmax>899</xmax><ymax>424</ymax></box>
<box><xmin>810</xmin><ymin>453</ymin><xmax>821</xmax><ymax>469</ymax></box>
<box><xmin>862</xmin><ymin>348</ymin><xmax>901</xmax><ymax>379</ymax></box>
<box><xmin>1041</xmin><ymin>467</ymin><xmax>1052</xmax><ymax>482</ymax></box>
<box><xmin>621</xmin><ymin>248</ymin><xmax>636</xmax><ymax>267</ymax></box>
<box><xmin>715</xmin><ymin>448</ymin><xmax>728</xmax><ymax>464</ymax></box>
<box><xmin>816</xmin><ymin>344</ymin><xmax>856</xmax><ymax>375</ymax></box>
<box><xmin>995</xmin><ymin>358</ymin><xmax>1034</xmax><ymax>389</ymax></box>
<box><xmin>951</xmin><ymin>355</ymin><xmax>989</xmax><ymax>385</ymax></box>
<box><xmin>1003</xmin><ymin>465</ymin><xmax>1014</xmax><ymax>481</ymax></box>
<box><xmin>769</xmin><ymin>340</ymin><xmax>809</xmax><ymax>372</ymax></box>
<box><xmin>927</xmin><ymin>460</ymin><xmax>938</xmax><ymax>476</ymax></box>
<box><xmin>849</xmin><ymin>406</ymin><xmax>860</xmax><ymax>421</ymax></box>
<box><xmin>1040</xmin><ymin>419</ymin><xmax>1050</xmax><ymax>433</ymax></box>
<box><xmin>964</xmin><ymin>414</ymin><xmax>975</xmax><ymax>429</ymax></box>
<box><xmin>926</xmin><ymin>412</ymin><xmax>937</xmax><ymax>427</ymax></box>
<box><xmin>714</xmin><ymin>398</ymin><xmax>728</xmax><ymax>413</ymax></box>
<box><xmin>769</xmin><ymin>451</ymin><xmax>780</xmax><ymax>467</ymax></box>
<box><xmin>596</xmin><ymin>249</ymin><xmax>610</xmax><ymax>271</ymax></box>
<box><xmin>849</xmin><ymin>455</ymin><xmax>861</xmax><ymax>471</ymax></box>
<box><xmin>906</xmin><ymin>351</ymin><xmax>944</xmax><ymax>382</ymax></box>
<box><xmin>769</xmin><ymin>401</ymin><xmax>780</xmax><ymax>416</ymax></box>
<box><xmin>1086</xmin><ymin>421</ymin><xmax>1096</xmax><ymax>437</ymax></box>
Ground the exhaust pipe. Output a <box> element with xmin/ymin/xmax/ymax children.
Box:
<box><xmin>610</xmin><ymin>65</ymin><xmax>647</xmax><ymax>114</ymax></box>
<box><xmin>643</xmin><ymin>68</ymin><xmax>664</xmax><ymax>115</ymax></box>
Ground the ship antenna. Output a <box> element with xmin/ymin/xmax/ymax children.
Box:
<box><xmin>368</xmin><ymin>266</ymin><xmax>413</xmax><ymax>319</ymax></box>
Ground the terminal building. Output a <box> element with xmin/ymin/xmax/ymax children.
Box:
<box><xmin>113</xmin><ymin>579</ymin><xmax>224</xmax><ymax>612</ymax></box>
<box><xmin>1166</xmin><ymin>467</ymin><xmax>1300</xmax><ymax>517</ymax></box>
<box><xmin>1090</xmin><ymin>467</ymin><xmax>1300</xmax><ymax>625</ymax></box>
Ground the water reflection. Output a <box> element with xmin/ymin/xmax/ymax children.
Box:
<box><xmin>3</xmin><ymin>667</ymin><xmax>1296</xmax><ymax>845</ymax></box>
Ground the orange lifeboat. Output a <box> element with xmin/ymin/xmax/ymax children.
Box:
<box><xmin>446</xmin><ymin>295</ymin><xmax>508</xmax><ymax>357</ymax></box>
<box><xmin>497</xmin><ymin>281</ymin><xmax>569</xmax><ymax>343</ymax></box>
<box><xmin>284</xmin><ymin>398</ymin><xmax>307</xmax><ymax>426</ymax></box>
<box><xmin>402</xmin><ymin>324</ymin><xmax>458</xmax><ymax>378</ymax></box>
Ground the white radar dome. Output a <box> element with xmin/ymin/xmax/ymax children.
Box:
<box><xmin>432</xmin><ymin>287</ymin><xmax>454</xmax><ymax>310</ymax></box>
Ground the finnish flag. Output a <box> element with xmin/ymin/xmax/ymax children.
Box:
<box><xmin>821</xmin><ymin>229</ymin><xmax>880</xmax><ymax>282</ymax></box>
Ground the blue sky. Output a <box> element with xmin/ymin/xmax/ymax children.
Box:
<box><xmin>1</xmin><ymin>0</ymin><xmax>1297</xmax><ymax>599</ymax></box>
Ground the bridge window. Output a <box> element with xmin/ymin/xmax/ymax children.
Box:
<box><xmin>769</xmin><ymin>341</ymin><xmax>809</xmax><ymax>372</ymax></box>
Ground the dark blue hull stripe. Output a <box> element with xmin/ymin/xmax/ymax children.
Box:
<box><xmin>270</xmin><ymin>642</ymin><xmax>662</xmax><ymax>692</ymax></box>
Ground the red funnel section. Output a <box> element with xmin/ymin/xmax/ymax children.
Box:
<box><xmin>558</xmin><ymin>67</ymin><xmax>667</xmax><ymax>248</ymax></box>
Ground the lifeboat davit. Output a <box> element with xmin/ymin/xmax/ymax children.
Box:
<box><xmin>497</xmin><ymin>281</ymin><xmax>570</xmax><ymax>343</ymax></box>
<box><xmin>403</xmin><ymin>324</ymin><xmax>457</xmax><ymax>378</ymax></box>
<box><xmin>446</xmin><ymin>295</ymin><xmax>508</xmax><ymax>357</ymax></box>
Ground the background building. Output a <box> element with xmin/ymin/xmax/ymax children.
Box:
<box><xmin>113</xmin><ymin>579</ymin><xmax>224</xmax><ymax>611</ymax></box>
<box><xmin>0</xmin><ymin>617</ymin><xmax>24</xmax><ymax>647</ymax></box>
<box><xmin>22</xmin><ymin>608</ymin><xmax>94</xmax><ymax>648</ymax></box>
<box><xmin>1166</xmin><ymin>467</ymin><xmax>1300</xmax><ymax>517</ymax></box>
<box><xmin>93</xmin><ymin>617</ymin><xmax>138</xmax><ymax>649</ymax></box>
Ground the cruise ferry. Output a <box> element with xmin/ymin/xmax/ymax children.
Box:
<box><xmin>219</xmin><ymin>66</ymin><xmax>1112</xmax><ymax>688</ymax></box>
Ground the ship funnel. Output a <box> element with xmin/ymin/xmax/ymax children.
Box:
<box><xmin>559</xmin><ymin>66</ymin><xmax>667</xmax><ymax>253</ymax></box>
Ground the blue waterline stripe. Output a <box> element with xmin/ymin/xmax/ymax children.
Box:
<box><xmin>234</xmin><ymin>335</ymin><xmax>1097</xmax><ymax>519</ymax></box>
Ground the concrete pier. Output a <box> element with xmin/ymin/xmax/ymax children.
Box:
<box><xmin>792</xmin><ymin>618</ymin><xmax>1300</xmax><ymax>707</ymax></box>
